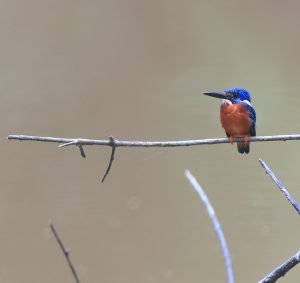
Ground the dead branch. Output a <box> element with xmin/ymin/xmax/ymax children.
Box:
<box><xmin>8</xmin><ymin>134</ymin><xmax>300</xmax><ymax>182</ymax></box>
<box><xmin>259</xmin><ymin>251</ymin><xmax>300</xmax><ymax>283</ymax></box>
<box><xmin>185</xmin><ymin>170</ymin><xmax>234</xmax><ymax>283</ymax></box>
<box><xmin>259</xmin><ymin>159</ymin><xmax>300</xmax><ymax>214</ymax></box>
<box><xmin>49</xmin><ymin>221</ymin><xmax>81</xmax><ymax>283</ymax></box>
<box><xmin>8</xmin><ymin>134</ymin><xmax>300</xmax><ymax>147</ymax></box>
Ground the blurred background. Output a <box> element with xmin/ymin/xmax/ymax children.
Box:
<box><xmin>1</xmin><ymin>0</ymin><xmax>300</xmax><ymax>282</ymax></box>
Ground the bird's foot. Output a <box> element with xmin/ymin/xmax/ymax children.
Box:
<box><xmin>244</xmin><ymin>136</ymin><xmax>249</xmax><ymax>144</ymax></box>
<box><xmin>229</xmin><ymin>136</ymin><xmax>234</xmax><ymax>145</ymax></box>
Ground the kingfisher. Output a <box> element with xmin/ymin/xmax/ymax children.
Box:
<box><xmin>203</xmin><ymin>88</ymin><xmax>256</xmax><ymax>154</ymax></box>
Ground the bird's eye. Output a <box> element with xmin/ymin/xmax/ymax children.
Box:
<box><xmin>228</xmin><ymin>93</ymin><xmax>237</xmax><ymax>99</ymax></box>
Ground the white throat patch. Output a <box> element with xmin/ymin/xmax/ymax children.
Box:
<box><xmin>222</xmin><ymin>99</ymin><xmax>232</xmax><ymax>105</ymax></box>
<box><xmin>221</xmin><ymin>99</ymin><xmax>252</xmax><ymax>107</ymax></box>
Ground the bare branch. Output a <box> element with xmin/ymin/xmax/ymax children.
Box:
<box><xmin>259</xmin><ymin>251</ymin><xmax>300</xmax><ymax>283</ymax></box>
<box><xmin>7</xmin><ymin>134</ymin><xmax>300</xmax><ymax>147</ymax></box>
<box><xmin>49</xmin><ymin>220</ymin><xmax>81</xmax><ymax>283</ymax></box>
<box><xmin>8</xmin><ymin>134</ymin><xmax>300</xmax><ymax>182</ymax></box>
<box><xmin>101</xmin><ymin>136</ymin><xmax>116</xmax><ymax>183</ymax></box>
<box><xmin>259</xmin><ymin>159</ymin><xmax>300</xmax><ymax>214</ymax></box>
<box><xmin>184</xmin><ymin>170</ymin><xmax>234</xmax><ymax>283</ymax></box>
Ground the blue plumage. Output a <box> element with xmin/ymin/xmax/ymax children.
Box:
<box><xmin>224</xmin><ymin>88</ymin><xmax>256</xmax><ymax>136</ymax></box>
<box><xmin>224</xmin><ymin>88</ymin><xmax>252</xmax><ymax>103</ymax></box>
<box><xmin>242</xmin><ymin>101</ymin><xmax>256</xmax><ymax>137</ymax></box>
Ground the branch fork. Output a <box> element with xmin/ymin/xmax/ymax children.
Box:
<box><xmin>56</xmin><ymin>136</ymin><xmax>117</xmax><ymax>181</ymax></box>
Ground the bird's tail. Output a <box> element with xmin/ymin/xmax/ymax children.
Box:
<box><xmin>237</xmin><ymin>141</ymin><xmax>250</xmax><ymax>154</ymax></box>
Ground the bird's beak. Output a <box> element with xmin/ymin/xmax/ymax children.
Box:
<box><xmin>203</xmin><ymin>92</ymin><xmax>228</xmax><ymax>99</ymax></box>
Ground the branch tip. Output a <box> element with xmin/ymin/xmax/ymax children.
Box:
<box><xmin>59</xmin><ymin>140</ymin><xmax>78</xmax><ymax>148</ymax></box>
<box><xmin>77</xmin><ymin>144</ymin><xmax>86</xmax><ymax>158</ymax></box>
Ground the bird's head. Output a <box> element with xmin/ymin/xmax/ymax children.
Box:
<box><xmin>203</xmin><ymin>88</ymin><xmax>251</xmax><ymax>104</ymax></box>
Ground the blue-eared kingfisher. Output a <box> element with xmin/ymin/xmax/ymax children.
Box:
<box><xmin>203</xmin><ymin>88</ymin><xmax>256</xmax><ymax>154</ymax></box>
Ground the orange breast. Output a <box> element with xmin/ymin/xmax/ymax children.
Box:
<box><xmin>220</xmin><ymin>103</ymin><xmax>251</xmax><ymax>136</ymax></box>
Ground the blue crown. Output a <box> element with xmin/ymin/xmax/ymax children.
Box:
<box><xmin>224</xmin><ymin>88</ymin><xmax>251</xmax><ymax>102</ymax></box>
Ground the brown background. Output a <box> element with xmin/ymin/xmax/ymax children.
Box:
<box><xmin>2</xmin><ymin>0</ymin><xmax>300</xmax><ymax>282</ymax></box>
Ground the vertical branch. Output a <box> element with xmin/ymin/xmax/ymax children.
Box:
<box><xmin>259</xmin><ymin>159</ymin><xmax>300</xmax><ymax>214</ymax></box>
<box><xmin>184</xmin><ymin>170</ymin><xmax>234</xmax><ymax>283</ymax></box>
<box><xmin>101</xmin><ymin>136</ymin><xmax>117</xmax><ymax>183</ymax></box>
<box><xmin>49</xmin><ymin>221</ymin><xmax>81</xmax><ymax>283</ymax></box>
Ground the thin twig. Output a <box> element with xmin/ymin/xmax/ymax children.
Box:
<box><xmin>101</xmin><ymin>136</ymin><xmax>116</xmax><ymax>183</ymax></box>
<box><xmin>49</xmin><ymin>221</ymin><xmax>81</xmax><ymax>283</ymax></box>
<box><xmin>184</xmin><ymin>170</ymin><xmax>234</xmax><ymax>283</ymax></box>
<box><xmin>59</xmin><ymin>140</ymin><xmax>78</xmax><ymax>148</ymax></box>
<box><xmin>58</xmin><ymin>139</ymin><xmax>86</xmax><ymax>158</ymax></box>
<box><xmin>7</xmin><ymin>134</ymin><xmax>300</xmax><ymax>147</ymax></box>
<box><xmin>259</xmin><ymin>159</ymin><xmax>300</xmax><ymax>214</ymax></box>
<box><xmin>259</xmin><ymin>251</ymin><xmax>300</xmax><ymax>283</ymax></box>
<box><xmin>77</xmin><ymin>144</ymin><xmax>86</xmax><ymax>158</ymax></box>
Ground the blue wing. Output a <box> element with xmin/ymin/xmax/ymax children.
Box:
<box><xmin>242</xmin><ymin>102</ymin><xmax>256</xmax><ymax>136</ymax></box>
